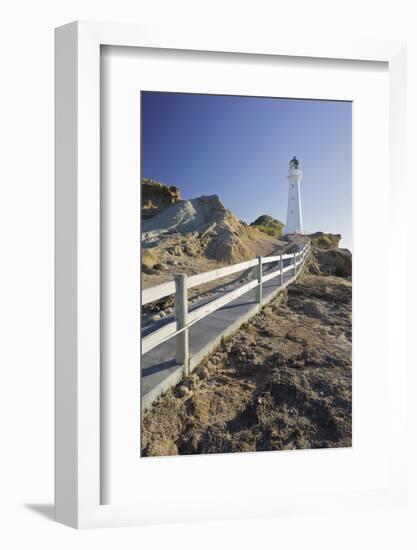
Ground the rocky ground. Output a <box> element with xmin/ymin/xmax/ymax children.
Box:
<box><xmin>141</xmin><ymin>268</ymin><xmax>352</xmax><ymax>457</ymax></box>
<box><xmin>141</xmin><ymin>229</ymin><xmax>278</xmax><ymax>287</ymax></box>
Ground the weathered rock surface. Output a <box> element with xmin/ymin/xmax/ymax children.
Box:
<box><xmin>315</xmin><ymin>248</ymin><xmax>352</xmax><ymax>277</ymax></box>
<box><xmin>141</xmin><ymin>248</ymin><xmax>158</xmax><ymax>269</ymax></box>
<box><xmin>142</xmin><ymin>178</ymin><xmax>181</xmax><ymax>219</ymax></box>
<box><xmin>303</xmin><ymin>300</ymin><xmax>325</xmax><ymax>319</ymax></box>
<box><xmin>142</xmin><ymin>193</ymin><xmax>277</xmax><ymax>264</ymax></box>
<box><xmin>304</xmin><ymin>232</ymin><xmax>351</xmax><ymax>278</ymax></box>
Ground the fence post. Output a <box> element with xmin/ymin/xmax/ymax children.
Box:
<box><xmin>256</xmin><ymin>256</ymin><xmax>263</xmax><ymax>305</ymax></box>
<box><xmin>293</xmin><ymin>252</ymin><xmax>297</xmax><ymax>277</ymax></box>
<box><xmin>174</xmin><ymin>273</ymin><xmax>189</xmax><ymax>377</ymax></box>
<box><xmin>280</xmin><ymin>253</ymin><xmax>283</xmax><ymax>286</ymax></box>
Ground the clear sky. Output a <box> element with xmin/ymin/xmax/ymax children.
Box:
<box><xmin>141</xmin><ymin>92</ymin><xmax>352</xmax><ymax>250</ymax></box>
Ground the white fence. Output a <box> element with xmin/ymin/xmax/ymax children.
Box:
<box><xmin>142</xmin><ymin>241</ymin><xmax>311</xmax><ymax>372</ymax></box>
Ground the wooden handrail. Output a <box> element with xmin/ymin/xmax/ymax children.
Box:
<box><xmin>187</xmin><ymin>258</ymin><xmax>258</xmax><ymax>289</ymax></box>
<box><xmin>142</xmin><ymin>280</ymin><xmax>176</xmax><ymax>306</ymax></box>
<box><xmin>141</xmin><ymin>241</ymin><xmax>310</xmax><ymax>356</ymax></box>
<box><xmin>142</xmin><ymin>243</ymin><xmax>309</xmax><ymax>305</ymax></box>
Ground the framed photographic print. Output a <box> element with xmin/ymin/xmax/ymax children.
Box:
<box><xmin>138</xmin><ymin>92</ymin><xmax>349</xmax><ymax>456</ymax></box>
<box><xmin>55</xmin><ymin>21</ymin><xmax>408</xmax><ymax>528</ymax></box>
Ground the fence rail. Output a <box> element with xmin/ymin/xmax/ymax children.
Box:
<box><xmin>141</xmin><ymin>241</ymin><xmax>310</xmax><ymax>362</ymax></box>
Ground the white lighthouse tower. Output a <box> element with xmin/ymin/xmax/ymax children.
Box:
<box><xmin>284</xmin><ymin>156</ymin><xmax>304</xmax><ymax>235</ymax></box>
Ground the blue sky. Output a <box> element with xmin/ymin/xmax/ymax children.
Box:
<box><xmin>141</xmin><ymin>92</ymin><xmax>352</xmax><ymax>250</ymax></box>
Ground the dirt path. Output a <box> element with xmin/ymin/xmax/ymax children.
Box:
<box><xmin>141</xmin><ymin>273</ymin><xmax>352</xmax><ymax>457</ymax></box>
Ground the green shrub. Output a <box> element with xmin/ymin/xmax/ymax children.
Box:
<box><xmin>250</xmin><ymin>214</ymin><xmax>284</xmax><ymax>237</ymax></box>
<box><xmin>254</xmin><ymin>224</ymin><xmax>283</xmax><ymax>237</ymax></box>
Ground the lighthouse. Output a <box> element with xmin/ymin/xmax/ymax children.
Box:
<box><xmin>284</xmin><ymin>156</ymin><xmax>303</xmax><ymax>235</ymax></box>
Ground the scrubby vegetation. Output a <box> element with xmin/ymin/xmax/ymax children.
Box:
<box><xmin>250</xmin><ymin>214</ymin><xmax>284</xmax><ymax>238</ymax></box>
<box><xmin>309</xmin><ymin>231</ymin><xmax>341</xmax><ymax>249</ymax></box>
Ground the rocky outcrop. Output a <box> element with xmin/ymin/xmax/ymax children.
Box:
<box><xmin>308</xmin><ymin>247</ymin><xmax>351</xmax><ymax>277</ymax></box>
<box><xmin>142</xmin><ymin>248</ymin><xmax>158</xmax><ymax>269</ymax></box>
<box><xmin>316</xmin><ymin>248</ymin><xmax>352</xmax><ymax>277</ymax></box>
<box><xmin>305</xmin><ymin>232</ymin><xmax>351</xmax><ymax>277</ymax></box>
<box><xmin>309</xmin><ymin>232</ymin><xmax>341</xmax><ymax>249</ymax></box>
<box><xmin>142</xmin><ymin>193</ymin><xmax>277</xmax><ymax>264</ymax></box>
<box><xmin>142</xmin><ymin>178</ymin><xmax>181</xmax><ymax>219</ymax></box>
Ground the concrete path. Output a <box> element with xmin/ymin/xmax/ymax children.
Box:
<box><xmin>141</xmin><ymin>257</ymin><xmax>299</xmax><ymax>410</ymax></box>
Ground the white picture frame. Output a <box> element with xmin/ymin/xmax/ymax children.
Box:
<box><xmin>55</xmin><ymin>21</ymin><xmax>407</xmax><ymax>529</ymax></box>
